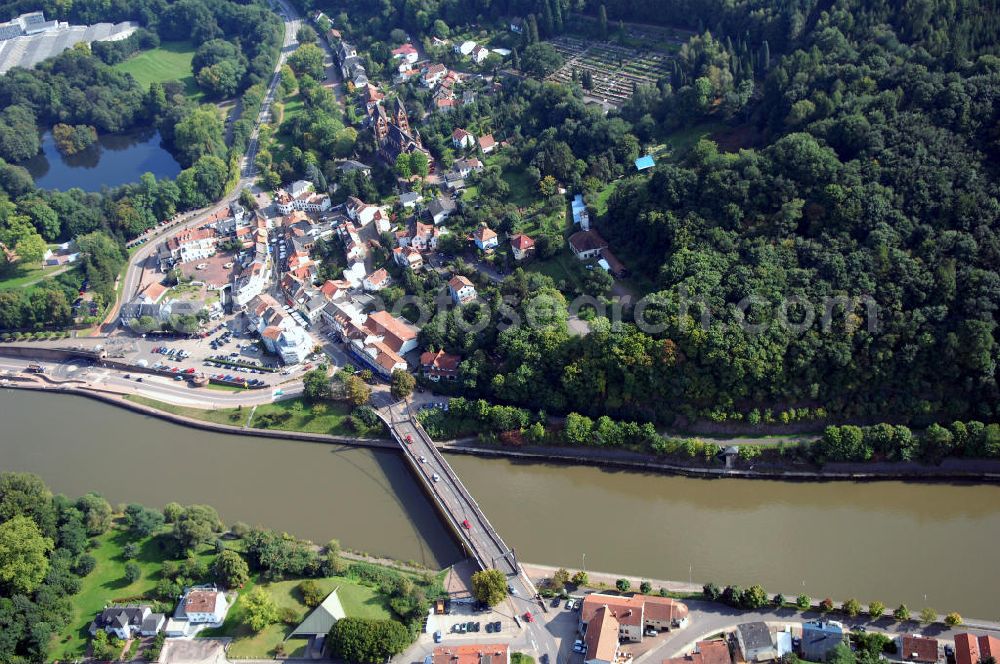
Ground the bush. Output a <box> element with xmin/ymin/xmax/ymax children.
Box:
<box><xmin>74</xmin><ymin>553</ymin><xmax>97</xmax><ymax>576</ymax></box>
<box><xmin>299</xmin><ymin>579</ymin><xmax>325</xmax><ymax>607</ymax></box>
<box><xmin>327</xmin><ymin>617</ymin><xmax>412</xmax><ymax>663</ymax></box>
<box><xmin>944</xmin><ymin>612</ymin><xmax>962</xmax><ymax>626</ymax></box>
<box><xmin>796</xmin><ymin>594</ymin><xmax>811</xmax><ymax>610</ymax></box>
<box><xmin>820</xmin><ymin>598</ymin><xmax>834</xmax><ymax>612</ymax></box>
<box><xmin>703</xmin><ymin>582</ymin><xmax>721</xmax><ymax>601</ymax></box>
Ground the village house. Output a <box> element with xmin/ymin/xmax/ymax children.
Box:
<box><xmin>175</xmin><ymin>587</ymin><xmax>229</xmax><ymax>625</ymax></box>
<box><xmin>89</xmin><ymin>606</ymin><xmax>165</xmax><ymax>640</ymax></box>
<box><xmin>470</xmin><ymin>44</ymin><xmax>490</xmax><ymax>63</ymax></box>
<box><xmin>422</xmin><ymin>63</ymin><xmax>447</xmax><ymax>87</ymax></box>
<box><xmin>391</xmin><ymin>42</ymin><xmax>419</xmax><ymax>64</ymax></box>
<box><xmin>510</xmin><ymin>233</ymin><xmax>535</xmax><ymax>260</ymax></box>
<box><xmin>341</xmin><ymin>310</ymin><xmax>418</xmax><ymax>377</ymax></box>
<box><xmin>664</xmin><ymin>640</ymin><xmax>733</xmax><ymax>664</ymax></box>
<box><xmin>473</xmin><ymin>224</ymin><xmax>498</xmax><ymax>251</ymax></box>
<box><xmin>478</xmin><ymin>133</ymin><xmax>496</xmax><ymax>154</ymax></box>
<box><xmin>337</xmin><ymin>160</ymin><xmax>372</xmax><ymax>178</ymax></box>
<box><xmin>246</xmin><ymin>293</ymin><xmax>314</xmax><ymax>364</ymax></box>
<box><xmin>411</xmin><ymin>221</ymin><xmax>443</xmax><ymax>251</ymax></box>
<box><xmin>800</xmin><ymin>622</ymin><xmax>847</xmax><ymax>662</ymax></box>
<box><xmin>453</xmin><ymin>157</ymin><xmax>484</xmax><ymax>177</ymax></box>
<box><xmin>509</xmin><ymin>17</ymin><xmax>524</xmax><ymax>33</ymax></box>
<box><xmin>231</xmin><ymin>226</ymin><xmax>271</xmax><ymax>308</ymax></box>
<box><xmin>362</xmin><ymin>268</ymin><xmax>391</xmax><ymax>292</ymax></box>
<box><xmin>420</xmin><ymin>350</ymin><xmax>461</xmax><ymax>381</ymax></box>
<box><xmin>359</xmin><ymin>82</ymin><xmax>384</xmax><ymax>112</ymax></box>
<box><xmin>572</xmin><ymin>193</ymin><xmax>590</xmax><ymax>230</ymax></box>
<box><xmin>452</xmin><ymin>128</ymin><xmax>476</xmax><ymax>149</ymax></box>
<box><xmin>448</xmin><ymin>275</ymin><xmax>476</xmax><ymax>304</ymax></box>
<box><xmin>899</xmin><ymin>635</ymin><xmax>939</xmax><ymax>663</ymax></box>
<box><xmin>568</xmin><ymin>229</ymin><xmax>608</xmax><ymax>260</ymax></box>
<box><xmin>43</xmin><ymin>240</ymin><xmax>79</xmax><ymax>266</ymax></box>
<box><xmin>428</xmin><ymin>196</ymin><xmax>456</xmax><ymax>224</ymax></box>
<box><xmin>275</xmin><ymin>180</ymin><xmax>331</xmax><ymax>214</ymax></box>
<box><xmin>735</xmin><ymin>623</ymin><xmax>777</xmax><ymax>663</ymax></box>
<box><xmin>579</xmin><ymin>594</ymin><xmax>689</xmax><ymax>644</ymax></box>
<box><xmin>163</xmin><ymin>226</ymin><xmax>218</xmax><ymax>264</ymax></box>
<box><xmin>427</xmin><ymin>644</ymin><xmax>510</xmax><ymax>664</ymax></box>
<box><xmin>393</xmin><ymin>245</ymin><xmax>424</xmax><ymax>270</ymax></box>
<box><xmin>345</xmin><ymin>196</ymin><xmax>391</xmax><ymax>232</ymax></box>
<box><xmin>454</xmin><ymin>40</ymin><xmax>477</xmax><ymax>56</ymax></box>
<box><xmin>583</xmin><ymin>605</ymin><xmax>621</xmax><ymax>664</ymax></box>
<box><xmin>954</xmin><ymin>633</ymin><xmax>1000</xmax><ymax>664</ymax></box>
<box><xmin>400</xmin><ymin>191</ymin><xmax>422</xmax><ymax>208</ymax></box>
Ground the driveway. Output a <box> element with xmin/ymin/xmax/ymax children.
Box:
<box><xmin>159</xmin><ymin>638</ymin><xmax>229</xmax><ymax>664</ymax></box>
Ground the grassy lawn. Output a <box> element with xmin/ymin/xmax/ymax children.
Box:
<box><xmin>207</xmin><ymin>575</ymin><xmax>392</xmax><ymax>659</ymax></box>
<box><xmin>526</xmin><ymin>247</ymin><xmax>585</xmax><ymax>292</ymax></box>
<box><xmin>53</xmin><ymin>526</ymin><xmax>214</xmax><ymax>661</ymax></box>
<box><xmin>592</xmin><ymin>181</ymin><xmax>618</xmax><ymax>216</ymax></box>
<box><xmin>0</xmin><ymin>261</ymin><xmax>75</xmax><ymax>290</ymax></box>
<box><xmin>114</xmin><ymin>41</ymin><xmax>201</xmax><ymax>99</ymax></box>
<box><xmin>657</xmin><ymin>120</ymin><xmax>726</xmax><ymax>157</ymax></box>
<box><xmin>124</xmin><ymin>395</ymin><xmax>387</xmax><ymax>438</ymax></box>
<box><xmin>484</xmin><ymin>155</ymin><xmax>538</xmax><ymax>208</ymax></box>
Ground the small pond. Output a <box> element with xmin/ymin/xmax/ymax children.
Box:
<box><xmin>21</xmin><ymin>126</ymin><xmax>181</xmax><ymax>191</ymax></box>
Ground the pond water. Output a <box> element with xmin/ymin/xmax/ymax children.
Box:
<box><xmin>21</xmin><ymin>127</ymin><xmax>181</xmax><ymax>191</ymax></box>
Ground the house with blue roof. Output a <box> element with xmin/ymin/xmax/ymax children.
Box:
<box><xmin>635</xmin><ymin>154</ymin><xmax>656</xmax><ymax>171</ymax></box>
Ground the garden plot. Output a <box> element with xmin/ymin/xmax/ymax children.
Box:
<box><xmin>546</xmin><ymin>35</ymin><xmax>675</xmax><ymax>107</ymax></box>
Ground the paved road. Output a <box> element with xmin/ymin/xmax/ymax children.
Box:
<box><xmin>109</xmin><ymin>0</ymin><xmax>303</xmax><ymax>328</ymax></box>
<box><xmin>0</xmin><ymin>356</ymin><xmax>302</xmax><ymax>407</ymax></box>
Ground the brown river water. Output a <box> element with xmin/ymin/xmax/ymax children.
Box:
<box><xmin>2</xmin><ymin>390</ymin><xmax>999</xmax><ymax>618</ymax></box>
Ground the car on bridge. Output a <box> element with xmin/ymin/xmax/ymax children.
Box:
<box><xmin>462</xmin><ymin>519</ymin><xmax>472</xmax><ymax>530</ymax></box>
<box><xmin>405</xmin><ymin>434</ymin><xmax>413</xmax><ymax>443</ymax></box>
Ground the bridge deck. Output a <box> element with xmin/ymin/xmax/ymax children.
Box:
<box><xmin>381</xmin><ymin>402</ymin><xmax>527</xmax><ymax>585</ymax></box>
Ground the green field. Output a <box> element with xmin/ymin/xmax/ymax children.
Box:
<box><xmin>124</xmin><ymin>394</ymin><xmax>387</xmax><ymax>438</ymax></box>
<box><xmin>114</xmin><ymin>41</ymin><xmax>201</xmax><ymax>99</ymax></box>
<box><xmin>206</xmin><ymin>576</ymin><xmax>393</xmax><ymax>658</ymax></box>
<box><xmin>0</xmin><ymin>261</ymin><xmax>74</xmax><ymax>290</ymax></box>
<box><xmin>53</xmin><ymin>527</ymin><xmax>215</xmax><ymax>661</ymax></box>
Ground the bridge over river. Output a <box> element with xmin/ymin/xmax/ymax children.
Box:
<box><xmin>377</xmin><ymin>399</ymin><xmax>537</xmax><ymax>598</ymax></box>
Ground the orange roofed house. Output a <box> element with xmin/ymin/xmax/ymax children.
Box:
<box><xmin>954</xmin><ymin>634</ymin><xmax>999</xmax><ymax>664</ymax></box>
<box><xmin>898</xmin><ymin>635</ymin><xmax>939</xmax><ymax>663</ymax></box>
<box><xmin>580</xmin><ymin>594</ymin><xmax>689</xmax><ymax>644</ymax></box>
<box><xmin>426</xmin><ymin>644</ymin><xmax>510</xmax><ymax>664</ymax></box>
<box><xmin>420</xmin><ymin>350</ymin><xmax>461</xmax><ymax>381</ymax></box>
<box><xmin>664</xmin><ymin>641</ymin><xmax>732</xmax><ymax>664</ymax></box>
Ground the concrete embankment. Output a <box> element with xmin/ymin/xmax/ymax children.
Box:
<box><xmin>6</xmin><ymin>381</ymin><xmax>1000</xmax><ymax>483</ymax></box>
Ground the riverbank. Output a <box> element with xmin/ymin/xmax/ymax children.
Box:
<box><xmin>6</xmin><ymin>381</ymin><xmax>1000</xmax><ymax>483</ymax></box>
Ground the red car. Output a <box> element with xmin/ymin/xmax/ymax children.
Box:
<box><xmin>462</xmin><ymin>519</ymin><xmax>471</xmax><ymax>530</ymax></box>
<box><xmin>170</xmin><ymin>367</ymin><xmax>179</xmax><ymax>372</ymax></box>
<box><xmin>523</xmin><ymin>612</ymin><xmax>533</xmax><ymax>622</ymax></box>
<box><xmin>405</xmin><ymin>435</ymin><xmax>413</xmax><ymax>444</ymax></box>
<box><xmin>185</xmin><ymin>368</ymin><xmax>195</xmax><ymax>374</ymax></box>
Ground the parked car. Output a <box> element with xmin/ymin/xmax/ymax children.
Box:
<box><xmin>565</xmin><ymin>599</ymin><xmax>575</xmax><ymax>610</ymax></box>
<box><xmin>433</xmin><ymin>630</ymin><xmax>442</xmax><ymax>643</ymax></box>
<box><xmin>573</xmin><ymin>640</ymin><xmax>585</xmax><ymax>653</ymax></box>
<box><xmin>644</xmin><ymin>628</ymin><xmax>658</xmax><ymax>637</ymax></box>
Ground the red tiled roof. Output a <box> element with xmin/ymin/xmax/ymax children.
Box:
<box><xmin>955</xmin><ymin>634</ymin><xmax>1000</xmax><ymax>664</ymax></box>
<box><xmin>585</xmin><ymin>606</ymin><xmax>620</xmax><ymax>663</ymax></box>
<box><xmin>473</xmin><ymin>226</ymin><xmax>497</xmax><ymax>243</ymax></box>
<box><xmin>510</xmin><ymin>233</ymin><xmax>534</xmax><ymax>250</ymax></box>
<box><xmin>901</xmin><ymin>635</ymin><xmax>939</xmax><ymax>663</ymax></box>
<box><xmin>184</xmin><ymin>589</ymin><xmax>222</xmax><ymax>614</ymax></box>
<box><xmin>478</xmin><ymin>134</ymin><xmax>496</xmax><ymax>150</ymax></box>
<box><xmin>430</xmin><ymin>644</ymin><xmax>510</xmax><ymax>664</ymax></box>
<box><xmin>452</xmin><ymin>128</ymin><xmax>472</xmax><ymax>141</ymax></box>
<box><xmin>364</xmin><ymin>310</ymin><xmax>416</xmax><ymax>352</ymax></box>
<box><xmin>568</xmin><ymin>229</ymin><xmax>609</xmax><ymax>254</ymax></box>
<box><xmin>420</xmin><ymin>350</ymin><xmax>461</xmax><ymax>372</ymax></box>
<box><xmin>449</xmin><ymin>275</ymin><xmax>474</xmax><ymax>291</ymax></box>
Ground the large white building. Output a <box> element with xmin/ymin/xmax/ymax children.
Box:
<box><xmin>163</xmin><ymin>227</ymin><xmax>218</xmax><ymax>264</ymax></box>
<box><xmin>176</xmin><ymin>587</ymin><xmax>229</xmax><ymax>625</ymax></box>
<box><xmin>275</xmin><ymin>180</ymin><xmax>332</xmax><ymax>214</ymax></box>
<box><xmin>246</xmin><ymin>293</ymin><xmax>314</xmax><ymax>364</ymax></box>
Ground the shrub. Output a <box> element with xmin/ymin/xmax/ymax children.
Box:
<box><xmin>820</xmin><ymin>598</ymin><xmax>834</xmax><ymax>612</ymax></box>
<box><xmin>945</xmin><ymin>612</ymin><xmax>962</xmax><ymax>626</ymax></box>
<box><xmin>796</xmin><ymin>594</ymin><xmax>811</xmax><ymax>610</ymax></box>
<box><xmin>703</xmin><ymin>582</ymin><xmax>721</xmax><ymax>601</ymax></box>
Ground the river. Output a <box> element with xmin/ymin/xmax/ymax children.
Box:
<box><xmin>2</xmin><ymin>390</ymin><xmax>999</xmax><ymax>618</ymax></box>
<box><xmin>21</xmin><ymin>128</ymin><xmax>181</xmax><ymax>191</ymax></box>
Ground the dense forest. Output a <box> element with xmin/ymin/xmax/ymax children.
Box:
<box><xmin>397</xmin><ymin>0</ymin><xmax>1000</xmax><ymax>425</ymax></box>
